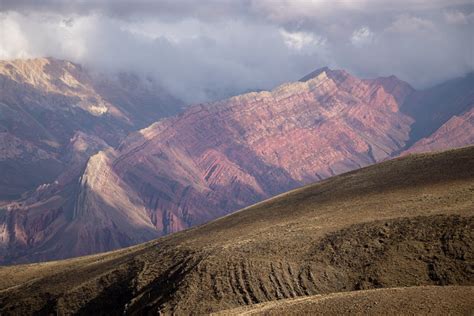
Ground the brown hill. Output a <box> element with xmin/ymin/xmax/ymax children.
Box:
<box><xmin>0</xmin><ymin>146</ymin><xmax>472</xmax><ymax>314</ymax></box>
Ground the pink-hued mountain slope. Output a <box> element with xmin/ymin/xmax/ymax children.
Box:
<box><xmin>0</xmin><ymin>62</ymin><xmax>473</xmax><ymax>264</ymax></box>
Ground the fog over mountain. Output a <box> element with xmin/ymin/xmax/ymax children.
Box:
<box><xmin>1</xmin><ymin>0</ymin><xmax>473</xmax><ymax>102</ymax></box>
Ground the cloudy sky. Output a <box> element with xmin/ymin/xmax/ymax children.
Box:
<box><xmin>1</xmin><ymin>0</ymin><xmax>473</xmax><ymax>102</ymax></box>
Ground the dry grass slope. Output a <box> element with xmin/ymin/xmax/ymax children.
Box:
<box><xmin>215</xmin><ymin>286</ymin><xmax>474</xmax><ymax>315</ymax></box>
<box><xmin>0</xmin><ymin>146</ymin><xmax>473</xmax><ymax>315</ymax></box>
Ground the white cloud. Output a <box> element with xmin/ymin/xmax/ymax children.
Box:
<box><xmin>0</xmin><ymin>13</ymin><xmax>30</xmax><ymax>59</ymax></box>
<box><xmin>444</xmin><ymin>10</ymin><xmax>474</xmax><ymax>25</ymax></box>
<box><xmin>0</xmin><ymin>12</ymin><xmax>91</xmax><ymax>61</ymax></box>
<box><xmin>280</xmin><ymin>30</ymin><xmax>324</xmax><ymax>51</ymax></box>
<box><xmin>351</xmin><ymin>27</ymin><xmax>374</xmax><ymax>47</ymax></box>
<box><xmin>386</xmin><ymin>15</ymin><xmax>436</xmax><ymax>33</ymax></box>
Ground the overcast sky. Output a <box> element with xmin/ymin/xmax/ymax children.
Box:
<box><xmin>1</xmin><ymin>0</ymin><xmax>473</xmax><ymax>102</ymax></box>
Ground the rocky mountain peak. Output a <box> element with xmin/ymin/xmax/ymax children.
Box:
<box><xmin>299</xmin><ymin>66</ymin><xmax>330</xmax><ymax>82</ymax></box>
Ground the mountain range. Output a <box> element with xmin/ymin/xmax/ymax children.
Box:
<box><xmin>0</xmin><ymin>58</ymin><xmax>473</xmax><ymax>264</ymax></box>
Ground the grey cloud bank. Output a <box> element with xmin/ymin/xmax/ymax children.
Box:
<box><xmin>1</xmin><ymin>0</ymin><xmax>473</xmax><ymax>103</ymax></box>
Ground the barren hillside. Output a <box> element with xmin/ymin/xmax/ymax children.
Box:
<box><xmin>0</xmin><ymin>146</ymin><xmax>472</xmax><ymax>314</ymax></box>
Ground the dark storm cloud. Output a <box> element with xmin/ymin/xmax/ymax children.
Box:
<box><xmin>1</xmin><ymin>0</ymin><xmax>473</xmax><ymax>102</ymax></box>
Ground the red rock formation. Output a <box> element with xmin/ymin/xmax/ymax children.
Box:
<box><xmin>1</xmin><ymin>61</ymin><xmax>472</xmax><ymax>264</ymax></box>
<box><xmin>99</xmin><ymin>69</ymin><xmax>473</xmax><ymax>244</ymax></box>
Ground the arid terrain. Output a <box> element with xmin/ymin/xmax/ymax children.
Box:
<box><xmin>215</xmin><ymin>286</ymin><xmax>474</xmax><ymax>315</ymax></box>
<box><xmin>0</xmin><ymin>146</ymin><xmax>472</xmax><ymax>314</ymax></box>
<box><xmin>1</xmin><ymin>58</ymin><xmax>473</xmax><ymax>264</ymax></box>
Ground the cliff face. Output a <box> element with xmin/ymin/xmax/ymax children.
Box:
<box><xmin>0</xmin><ymin>57</ymin><xmax>182</xmax><ymax>200</ymax></box>
<box><xmin>1</xmin><ymin>61</ymin><xmax>472</xmax><ymax>264</ymax></box>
